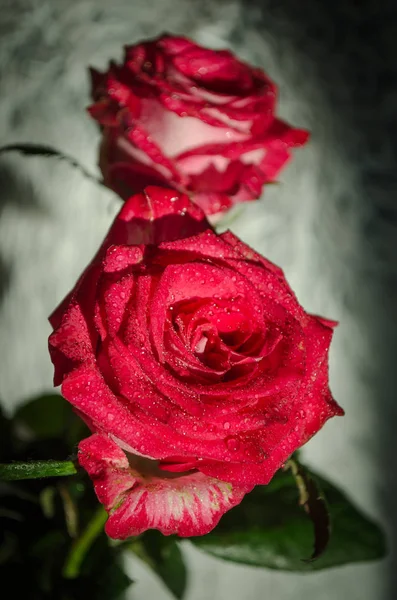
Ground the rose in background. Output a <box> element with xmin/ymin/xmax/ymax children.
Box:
<box><xmin>89</xmin><ymin>35</ymin><xmax>309</xmax><ymax>216</ymax></box>
<box><xmin>48</xmin><ymin>186</ymin><xmax>342</xmax><ymax>539</ymax></box>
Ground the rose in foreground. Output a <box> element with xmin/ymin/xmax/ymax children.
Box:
<box><xmin>49</xmin><ymin>186</ymin><xmax>343</xmax><ymax>538</ymax></box>
<box><xmin>89</xmin><ymin>34</ymin><xmax>308</xmax><ymax>216</ymax></box>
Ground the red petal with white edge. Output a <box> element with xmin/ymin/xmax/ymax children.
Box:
<box><xmin>78</xmin><ymin>433</ymin><xmax>250</xmax><ymax>538</ymax></box>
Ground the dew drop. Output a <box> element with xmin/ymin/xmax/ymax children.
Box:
<box><xmin>223</xmin><ymin>421</ymin><xmax>231</xmax><ymax>430</ymax></box>
<box><xmin>225</xmin><ymin>436</ymin><xmax>240</xmax><ymax>452</ymax></box>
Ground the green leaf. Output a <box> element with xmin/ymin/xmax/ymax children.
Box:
<box><xmin>58</xmin><ymin>483</ymin><xmax>79</xmax><ymax>538</ymax></box>
<box><xmin>0</xmin><ymin>143</ymin><xmax>102</xmax><ymax>187</ymax></box>
<box><xmin>64</xmin><ymin>529</ymin><xmax>133</xmax><ymax>600</ymax></box>
<box><xmin>87</xmin><ymin>563</ymin><xmax>133</xmax><ymax>600</ymax></box>
<box><xmin>63</xmin><ymin>507</ymin><xmax>108</xmax><ymax>578</ymax></box>
<box><xmin>0</xmin><ymin>531</ymin><xmax>18</xmax><ymax>564</ymax></box>
<box><xmin>40</xmin><ymin>486</ymin><xmax>57</xmax><ymax>519</ymax></box>
<box><xmin>14</xmin><ymin>394</ymin><xmax>90</xmax><ymax>451</ymax></box>
<box><xmin>192</xmin><ymin>466</ymin><xmax>386</xmax><ymax>571</ymax></box>
<box><xmin>29</xmin><ymin>530</ymin><xmax>68</xmax><ymax>594</ymax></box>
<box><xmin>285</xmin><ymin>459</ymin><xmax>330</xmax><ymax>561</ymax></box>
<box><xmin>63</xmin><ymin>565</ymin><xmax>132</xmax><ymax>600</ymax></box>
<box><xmin>0</xmin><ymin>460</ymin><xmax>77</xmax><ymax>481</ymax></box>
<box><xmin>15</xmin><ymin>394</ymin><xmax>73</xmax><ymax>441</ymax></box>
<box><xmin>129</xmin><ymin>531</ymin><xmax>187</xmax><ymax>599</ymax></box>
<box><xmin>0</xmin><ymin>405</ymin><xmax>13</xmax><ymax>460</ymax></box>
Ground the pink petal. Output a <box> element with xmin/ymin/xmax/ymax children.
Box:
<box><xmin>78</xmin><ymin>433</ymin><xmax>250</xmax><ymax>538</ymax></box>
<box><xmin>138</xmin><ymin>99</ymin><xmax>248</xmax><ymax>156</ymax></box>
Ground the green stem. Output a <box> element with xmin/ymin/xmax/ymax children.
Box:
<box><xmin>63</xmin><ymin>506</ymin><xmax>108</xmax><ymax>579</ymax></box>
<box><xmin>0</xmin><ymin>460</ymin><xmax>77</xmax><ymax>481</ymax></box>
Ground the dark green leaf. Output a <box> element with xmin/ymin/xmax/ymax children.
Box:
<box><xmin>14</xmin><ymin>394</ymin><xmax>90</xmax><ymax>451</ymax></box>
<box><xmin>285</xmin><ymin>459</ymin><xmax>330</xmax><ymax>561</ymax></box>
<box><xmin>88</xmin><ymin>562</ymin><xmax>133</xmax><ymax>600</ymax></box>
<box><xmin>0</xmin><ymin>531</ymin><xmax>18</xmax><ymax>564</ymax></box>
<box><xmin>29</xmin><ymin>530</ymin><xmax>67</xmax><ymax>594</ymax></box>
<box><xmin>40</xmin><ymin>486</ymin><xmax>57</xmax><ymax>519</ymax></box>
<box><xmin>63</xmin><ymin>507</ymin><xmax>108</xmax><ymax>578</ymax></box>
<box><xmin>0</xmin><ymin>460</ymin><xmax>77</xmax><ymax>480</ymax></box>
<box><xmin>129</xmin><ymin>531</ymin><xmax>187</xmax><ymax>599</ymax></box>
<box><xmin>58</xmin><ymin>484</ymin><xmax>79</xmax><ymax>538</ymax></box>
<box><xmin>15</xmin><ymin>394</ymin><xmax>72</xmax><ymax>441</ymax></box>
<box><xmin>192</xmin><ymin>466</ymin><xmax>386</xmax><ymax>571</ymax></box>
<box><xmin>63</xmin><ymin>530</ymin><xmax>133</xmax><ymax>600</ymax></box>
<box><xmin>62</xmin><ymin>565</ymin><xmax>132</xmax><ymax>600</ymax></box>
<box><xmin>0</xmin><ymin>143</ymin><xmax>102</xmax><ymax>187</ymax></box>
<box><xmin>0</xmin><ymin>405</ymin><xmax>13</xmax><ymax>460</ymax></box>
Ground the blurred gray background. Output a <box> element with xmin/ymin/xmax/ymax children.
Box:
<box><xmin>0</xmin><ymin>0</ymin><xmax>396</xmax><ymax>598</ymax></box>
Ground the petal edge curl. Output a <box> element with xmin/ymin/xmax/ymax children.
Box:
<box><xmin>78</xmin><ymin>433</ymin><xmax>251</xmax><ymax>538</ymax></box>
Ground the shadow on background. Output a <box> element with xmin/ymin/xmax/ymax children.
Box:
<box><xmin>242</xmin><ymin>1</ymin><xmax>397</xmax><ymax>597</ymax></box>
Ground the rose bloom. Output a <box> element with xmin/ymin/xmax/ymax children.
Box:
<box><xmin>49</xmin><ymin>186</ymin><xmax>343</xmax><ymax>538</ymax></box>
<box><xmin>88</xmin><ymin>34</ymin><xmax>309</xmax><ymax>217</ymax></box>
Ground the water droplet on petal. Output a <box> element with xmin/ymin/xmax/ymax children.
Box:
<box><xmin>223</xmin><ymin>421</ymin><xmax>231</xmax><ymax>430</ymax></box>
<box><xmin>225</xmin><ymin>436</ymin><xmax>240</xmax><ymax>452</ymax></box>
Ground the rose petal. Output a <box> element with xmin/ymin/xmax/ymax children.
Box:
<box><xmin>88</xmin><ymin>34</ymin><xmax>309</xmax><ymax>217</ymax></box>
<box><xmin>139</xmin><ymin>98</ymin><xmax>248</xmax><ymax>156</ymax></box>
<box><xmin>78</xmin><ymin>433</ymin><xmax>251</xmax><ymax>537</ymax></box>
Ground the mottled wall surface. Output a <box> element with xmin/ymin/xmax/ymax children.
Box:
<box><xmin>0</xmin><ymin>1</ymin><xmax>396</xmax><ymax>598</ymax></box>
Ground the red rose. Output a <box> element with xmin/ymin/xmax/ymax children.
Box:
<box><xmin>88</xmin><ymin>34</ymin><xmax>309</xmax><ymax>216</ymax></box>
<box><xmin>49</xmin><ymin>186</ymin><xmax>342</xmax><ymax>538</ymax></box>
